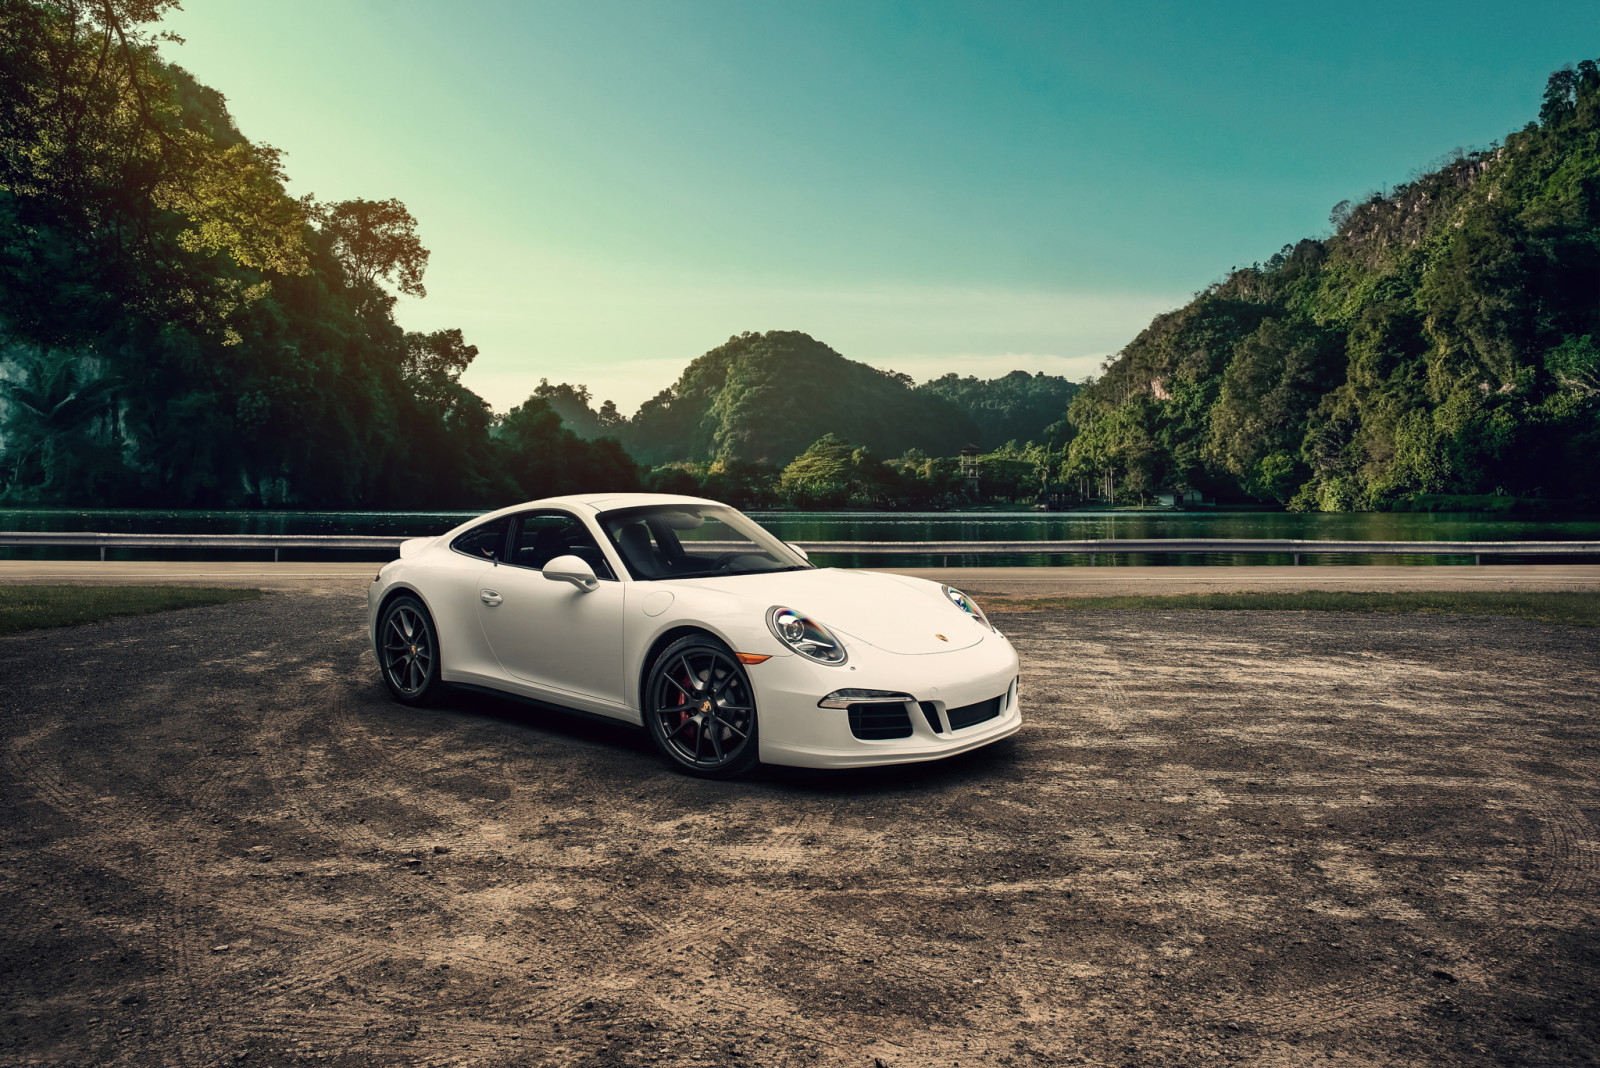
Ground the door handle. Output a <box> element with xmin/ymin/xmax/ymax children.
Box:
<box><xmin>480</xmin><ymin>589</ymin><xmax>502</xmax><ymax>607</ymax></box>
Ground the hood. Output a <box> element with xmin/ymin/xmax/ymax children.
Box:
<box><xmin>689</xmin><ymin>568</ymin><xmax>985</xmax><ymax>655</ymax></box>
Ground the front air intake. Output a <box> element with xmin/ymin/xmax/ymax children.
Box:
<box><xmin>847</xmin><ymin>702</ymin><xmax>914</xmax><ymax>740</ymax></box>
<box><xmin>945</xmin><ymin>694</ymin><xmax>1003</xmax><ymax>731</ymax></box>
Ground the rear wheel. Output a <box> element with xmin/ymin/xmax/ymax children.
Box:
<box><xmin>379</xmin><ymin>594</ymin><xmax>440</xmax><ymax>705</ymax></box>
<box><xmin>644</xmin><ymin>636</ymin><xmax>760</xmax><ymax>778</ymax></box>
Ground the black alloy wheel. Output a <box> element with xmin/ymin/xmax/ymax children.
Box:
<box><xmin>644</xmin><ymin>636</ymin><xmax>760</xmax><ymax>778</ymax></box>
<box><xmin>379</xmin><ymin>594</ymin><xmax>440</xmax><ymax>704</ymax></box>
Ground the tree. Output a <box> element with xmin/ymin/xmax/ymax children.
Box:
<box><xmin>318</xmin><ymin>197</ymin><xmax>429</xmax><ymax>305</ymax></box>
<box><xmin>0</xmin><ymin>0</ymin><xmax>311</xmax><ymax>335</ymax></box>
<box><xmin>777</xmin><ymin>434</ymin><xmax>856</xmax><ymax>508</ymax></box>
<box><xmin>403</xmin><ymin>328</ymin><xmax>477</xmax><ymax>380</ymax></box>
<box><xmin>0</xmin><ymin>345</ymin><xmax>123</xmax><ymax>500</ymax></box>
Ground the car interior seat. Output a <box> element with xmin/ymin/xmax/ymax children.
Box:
<box><xmin>524</xmin><ymin>527</ymin><xmax>567</xmax><ymax>569</ymax></box>
<box><xmin>615</xmin><ymin>522</ymin><xmax>664</xmax><ymax>578</ymax></box>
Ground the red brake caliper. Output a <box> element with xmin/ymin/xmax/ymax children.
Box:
<box><xmin>676</xmin><ymin>666</ymin><xmax>695</xmax><ymax>745</ymax></box>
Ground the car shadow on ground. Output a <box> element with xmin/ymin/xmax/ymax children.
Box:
<box><xmin>427</xmin><ymin>681</ymin><xmax>659</xmax><ymax>758</ymax></box>
<box><xmin>412</xmin><ymin>678</ymin><xmax>1022</xmax><ymax>798</ymax></box>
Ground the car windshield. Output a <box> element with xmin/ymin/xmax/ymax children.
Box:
<box><xmin>597</xmin><ymin>504</ymin><xmax>812</xmax><ymax>581</ymax></box>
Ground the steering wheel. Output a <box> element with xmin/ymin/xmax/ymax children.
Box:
<box><xmin>709</xmin><ymin>552</ymin><xmax>745</xmax><ymax>569</ymax></box>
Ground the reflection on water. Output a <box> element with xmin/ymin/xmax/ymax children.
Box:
<box><xmin>0</xmin><ymin>509</ymin><xmax>478</xmax><ymax>537</ymax></box>
<box><xmin>2</xmin><ymin>507</ymin><xmax>1596</xmax><ymax>566</ymax></box>
<box><xmin>745</xmin><ymin>509</ymin><xmax>1600</xmax><ymax>542</ymax></box>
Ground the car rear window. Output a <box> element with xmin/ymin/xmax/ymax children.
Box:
<box><xmin>450</xmin><ymin>519</ymin><xmax>507</xmax><ymax>561</ymax></box>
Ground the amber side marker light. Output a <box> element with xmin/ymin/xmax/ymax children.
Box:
<box><xmin>736</xmin><ymin>653</ymin><xmax>772</xmax><ymax>665</ymax></box>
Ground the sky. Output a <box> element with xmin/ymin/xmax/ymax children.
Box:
<box><xmin>158</xmin><ymin>0</ymin><xmax>1600</xmax><ymax>415</ymax></box>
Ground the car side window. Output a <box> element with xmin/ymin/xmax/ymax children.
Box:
<box><xmin>509</xmin><ymin>512</ymin><xmax>616</xmax><ymax>580</ymax></box>
<box><xmin>449</xmin><ymin>518</ymin><xmax>508</xmax><ymax>561</ymax></box>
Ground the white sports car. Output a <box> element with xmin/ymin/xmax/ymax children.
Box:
<box><xmin>368</xmin><ymin>493</ymin><xmax>1021</xmax><ymax>777</ymax></box>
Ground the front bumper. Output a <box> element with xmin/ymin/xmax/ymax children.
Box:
<box><xmin>752</xmin><ymin>627</ymin><xmax>1022</xmax><ymax>769</ymax></box>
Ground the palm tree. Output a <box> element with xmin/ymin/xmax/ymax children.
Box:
<box><xmin>0</xmin><ymin>345</ymin><xmax>121</xmax><ymax>498</ymax></box>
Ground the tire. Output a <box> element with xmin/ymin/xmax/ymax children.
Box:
<box><xmin>378</xmin><ymin>594</ymin><xmax>441</xmax><ymax>705</ymax></box>
<box><xmin>643</xmin><ymin>635</ymin><xmax>760</xmax><ymax>779</ymax></box>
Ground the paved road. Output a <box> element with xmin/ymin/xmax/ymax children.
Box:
<box><xmin>1</xmin><ymin>590</ymin><xmax>1596</xmax><ymax>1065</ymax></box>
<box><xmin>4</xmin><ymin>559</ymin><xmax>1599</xmax><ymax>597</ymax></box>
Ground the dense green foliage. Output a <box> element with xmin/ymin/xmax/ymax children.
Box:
<box><xmin>620</xmin><ymin>331</ymin><xmax>979</xmax><ymax>465</ymax></box>
<box><xmin>5</xmin><ymin>3</ymin><xmax>1591</xmax><ymax>515</ymax></box>
<box><xmin>1063</xmin><ymin>61</ymin><xmax>1600</xmax><ymax>509</ymax></box>
<box><xmin>0</xmin><ymin>583</ymin><xmax>260</xmax><ymax>635</ymax></box>
<box><xmin>547</xmin><ymin>332</ymin><xmax>1079</xmax><ymax>465</ymax></box>
<box><xmin>535</xmin><ymin>331</ymin><xmax>1079</xmax><ymax>508</ymax></box>
<box><xmin>914</xmin><ymin>370</ymin><xmax>1078</xmax><ymax>449</ymax></box>
<box><xmin>0</xmin><ymin>0</ymin><xmax>640</xmax><ymax>508</ymax></box>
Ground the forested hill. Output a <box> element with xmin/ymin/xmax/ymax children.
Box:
<box><xmin>914</xmin><ymin>371</ymin><xmax>1078</xmax><ymax>450</ymax></box>
<box><xmin>625</xmin><ymin>331</ymin><xmax>971</xmax><ymax>465</ymax></box>
<box><xmin>539</xmin><ymin>331</ymin><xmax>1078</xmax><ymax>466</ymax></box>
<box><xmin>1063</xmin><ymin>61</ymin><xmax>1600</xmax><ymax>509</ymax></box>
<box><xmin>5</xmin><ymin>1</ymin><xmax>1594</xmax><ymax>512</ymax></box>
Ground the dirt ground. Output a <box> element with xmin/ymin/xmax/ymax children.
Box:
<box><xmin>1</xmin><ymin>585</ymin><xmax>1598</xmax><ymax>1067</ymax></box>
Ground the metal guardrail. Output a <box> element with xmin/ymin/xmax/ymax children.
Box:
<box><xmin>0</xmin><ymin>531</ymin><xmax>405</xmax><ymax>561</ymax></box>
<box><xmin>2</xmin><ymin>531</ymin><xmax>1599</xmax><ymax>564</ymax></box>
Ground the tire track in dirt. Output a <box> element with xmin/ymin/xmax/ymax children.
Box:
<box><xmin>1</xmin><ymin>740</ymin><xmax>230</xmax><ymax>1067</ymax></box>
<box><xmin>1220</xmin><ymin>790</ymin><xmax>1600</xmax><ymax>1043</ymax></box>
<box><xmin>7</xmin><ymin>595</ymin><xmax>1600</xmax><ymax>1066</ymax></box>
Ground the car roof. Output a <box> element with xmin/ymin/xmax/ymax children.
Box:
<box><xmin>536</xmin><ymin>492</ymin><xmax>722</xmax><ymax>512</ymax></box>
<box><xmin>434</xmin><ymin>493</ymin><xmax>729</xmax><ymax>544</ymax></box>
<box><xmin>469</xmin><ymin>492</ymin><xmax>722</xmax><ymax>521</ymax></box>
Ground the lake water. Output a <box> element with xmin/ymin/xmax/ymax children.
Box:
<box><xmin>3</xmin><ymin>507</ymin><xmax>1597</xmax><ymax>566</ymax></box>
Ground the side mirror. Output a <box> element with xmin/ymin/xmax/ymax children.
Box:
<box><xmin>789</xmin><ymin>543</ymin><xmax>810</xmax><ymax>562</ymax></box>
<box><xmin>542</xmin><ymin>554</ymin><xmax>599</xmax><ymax>592</ymax></box>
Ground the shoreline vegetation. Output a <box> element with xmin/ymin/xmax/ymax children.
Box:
<box><xmin>1</xmin><ymin>4</ymin><xmax>1596</xmax><ymax>516</ymax></box>
<box><xmin>987</xmin><ymin>590</ymin><xmax>1600</xmax><ymax>627</ymax></box>
<box><xmin>0</xmin><ymin>585</ymin><xmax>260</xmax><ymax>636</ymax></box>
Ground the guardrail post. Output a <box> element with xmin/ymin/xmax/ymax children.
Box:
<box><xmin>1293</xmin><ymin>553</ymin><xmax>1300</xmax><ymax>566</ymax></box>
<box><xmin>1089</xmin><ymin>552</ymin><xmax>1096</xmax><ymax>567</ymax></box>
<box><xmin>99</xmin><ymin>547</ymin><xmax>105</xmax><ymax>562</ymax></box>
<box><xmin>1475</xmin><ymin>554</ymin><xmax>1481</xmax><ymax>566</ymax></box>
<box><xmin>274</xmin><ymin>548</ymin><xmax>280</xmax><ymax>562</ymax></box>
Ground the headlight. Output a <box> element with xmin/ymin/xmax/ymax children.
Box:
<box><xmin>941</xmin><ymin>585</ymin><xmax>992</xmax><ymax>630</ymax></box>
<box><xmin>766</xmin><ymin>606</ymin><xmax>847</xmax><ymax>665</ymax></box>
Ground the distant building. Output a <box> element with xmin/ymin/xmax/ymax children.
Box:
<box><xmin>960</xmin><ymin>444</ymin><xmax>981</xmax><ymax>496</ymax></box>
<box><xmin>1156</xmin><ymin>488</ymin><xmax>1205</xmax><ymax>507</ymax></box>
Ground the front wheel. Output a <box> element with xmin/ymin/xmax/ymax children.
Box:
<box><xmin>378</xmin><ymin>594</ymin><xmax>440</xmax><ymax>705</ymax></box>
<box><xmin>644</xmin><ymin>636</ymin><xmax>760</xmax><ymax>778</ymax></box>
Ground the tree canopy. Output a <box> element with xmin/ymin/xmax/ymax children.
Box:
<box><xmin>1059</xmin><ymin>60</ymin><xmax>1600</xmax><ymax>510</ymax></box>
<box><xmin>0</xmin><ymin>0</ymin><xmax>640</xmax><ymax>508</ymax></box>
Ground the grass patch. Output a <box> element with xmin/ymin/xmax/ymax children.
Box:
<box><xmin>0</xmin><ymin>585</ymin><xmax>261</xmax><ymax>636</ymax></box>
<box><xmin>988</xmin><ymin>590</ymin><xmax>1600</xmax><ymax>627</ymax></box>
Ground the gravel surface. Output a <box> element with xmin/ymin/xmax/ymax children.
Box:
<box><xmin>1</xmin><ymin>589</ymin><xmax>1597</xmax><ymax>1066</ymax></box>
